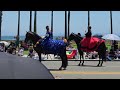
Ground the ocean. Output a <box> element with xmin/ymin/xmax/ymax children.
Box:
<box><xmin>1</xmin><ymin>36</ymin><xmax>63</xmax><ymax>41</ymax></box>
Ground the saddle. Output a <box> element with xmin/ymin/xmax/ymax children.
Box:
<box><xmin>80</xmin><ymin>37</ymin><xmax>105</xmax><ymax>52</ymax></box>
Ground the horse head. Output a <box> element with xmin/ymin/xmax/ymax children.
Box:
<box><xmin>68</xmin><ymin>32</ymin><xmax>76</xmax><ymax>41</ymax></box>
<box><xmin>25</xmin><ymin>31</ymin><xmax>43</xmax><ymax>45</ymax></box>
<box><xmin>68</xmin><ymin>33</ymin><xmax>83</xmax><ymax>45</ymax></box>
<box><xmin>24</xmin><ymin>31</ymin><xmax>33</xmax><ymax>43</ymax></box>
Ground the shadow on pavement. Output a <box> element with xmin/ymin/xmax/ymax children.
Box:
<box><xmin>48</xmin><ymin>69</ymin><xmax>60</xmax><ymax>71</ymax></box>
<box><xmin>68</xmin><ymin>64</ymin><xmax>105</xmax><ymax>67</ymax></box>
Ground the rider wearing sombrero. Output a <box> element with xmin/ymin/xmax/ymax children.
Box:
<box><xmin>85</xmin><ymin>26</ymin><xmax>92</xmax><ymax>38</ymax></box>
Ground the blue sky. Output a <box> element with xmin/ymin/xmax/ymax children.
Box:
<box><xmin>1</xmin><ymin>11</ymin><xmax>120</xmax><ymax>36</ymax></box>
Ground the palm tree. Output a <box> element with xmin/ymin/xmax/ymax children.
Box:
<box><xmin>51</xmin><ymin>11</ymin><xmax>53</xmax><ymax>38</ymax></box>
<box><xmin>0</xmin><ymin>11</ymin><xmax>2</xmax><ymax>41</ymax></box>
<box><xmin>17</xmin><ymin>11</ymin><xmax>20</xmax><ymax>37</ymax></box>
<box><xmin>17</xmin><ymin>11</ymin><xmax>20</xmax><ymax>48</ymax></box>
<box><xmin>65</xmin><ymin>11</ymin><xmax>67</xmax><ymax>39</ymax></box>
<box><xmin>68</xmin><ymin>11</ymin><xmax>70</xmax><ymax>37</ymax></box>
<box><xmin>110</xmin><ymin>11</ymin><xmax>113</xmax><ymax>34</ymax></box>
<box><xmin>29</xmin><ymin>11</ymin><xmax>32</xmax><ymax>32</ymax></box>
<box><xmin>34</xmin><ymin>11</ymin><xmax>37</xmax><ymax>33</ymax></box>
<box><xmin>88</xmin><ymin>11</ymin><xmax>90</xmax><ymax>31</ymax></box>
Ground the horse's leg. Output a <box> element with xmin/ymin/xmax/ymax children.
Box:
<box><xmin>78</xmin><ymin>54</ymin><xmax>81</xmax><ymax>66</ymax></box>
<box><xmin>59</xmin><ymin>55</ymin><xmax>68</xmax><ymax>70</ymax></box>
<box><xmin>81</xmin><ymin>52</ymin><xmax>84</xmax><ymax>66</ymax></box>
<box><xmin>100</xmin><ymin>53</ymin><xmax>106</xmax><ymax>66</ymax></box>
<box><xmin>97</xmin><ymin>52</ymin><xmax>101</xmax><ymax>66</ymax></box>
<box><xmin>100</xmin><ymin>58</ymin><xmax>103</xmax><ymax>66</ymax></box>
<box><xmin>59</xmin><ymin>55</ymin><xmax>63</xmax><ymax>70</ymax></box>
<box><xmin>38</xmin><ymin>52</ymin><xmax>42</xmax><ymax>62</ymax></box>
<box><xmin>81</xmin><ymin>59</ymin><xmax>84</xmax><ymax>66</ymax></box>
<box><xmin>78</xmin><ymin>51</ymin><xmax>83</xmax><ymax>66</ymax></box>
<box><xmin>59</xmin><ymin>55</ymin><xmax>66</xmax><ymax>70</ymax></box>
<box><xmin>47</xmin><ymin>54</ymin><xmax>48</xmax><ymax>59</ymax></box>
<box><xmin>59</xmin><ymin>49</ymin><xmax>68</xmax><ymax>70</ymax></box>
<box><xmin>100</xmin><ymin>43</ymin><xmax>107</xmax><ymax>66</ymax></box>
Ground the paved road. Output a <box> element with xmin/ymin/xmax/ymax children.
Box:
<box><xmin>0</xmin><ymin>53</ymin><xmax>120</xmax><ymax>79</ymax></box>
<box><xmin>0</xmin><ymin>52</ymin><xmax>54</xmax><ymax>79</ymax></box>
<box><xmin>42</xmin><ymin>60</ymin><xmax>120</xmax><ymax>79</ymax></box>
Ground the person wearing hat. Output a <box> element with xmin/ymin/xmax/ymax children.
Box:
<box><xmin>45</xmin><ymin>26</ymin><xmax>53</xmax><ymax>39</ymax></box>
<box><xmin>78</xmin><ymin>33</ymin><xmax>81</xmax><ymax>37</ymax></box>
<box><xmin>85</xmin><ymin>26</ymin><xmax>92</xmax><ymax>38</ymax></box>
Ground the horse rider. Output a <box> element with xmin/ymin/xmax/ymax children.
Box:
<box><xmin>45</xmin><ymin>26</ymin><xmax>53</xmax><ymax>39</ymax></box>
<box><xmin>34</xmin><ymin>26</ymin><xmax>53</xmax><ymax>47</ymax></box>
<box><xmin>85</xmin><ymin>26</ymin><xmax>92</xmax><ymax>38</ymax></box>
<box><xmin>78</xmin><ymin>33</ymin><xmax>81</xmax><ymax>37</ymax></box>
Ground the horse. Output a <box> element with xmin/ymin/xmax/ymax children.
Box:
<box><xmin>24</xmin><ymin>31</ymin><xmax>68</xmax><ymax>70</ymax></box>
<box><xmin>68</xmin><ymin>33</ymin><xmax>106</xmax><ymax>66</ymax></box>
<box><xmin>67</xmin><ymin>33</ymin><xmax>84</xmax><ymax>66</ymax></box>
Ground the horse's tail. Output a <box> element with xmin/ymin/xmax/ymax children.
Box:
<box><xmin>98</xmin><ymin>41</ymin><xmax>106</xmax><ymax>59</ymax></box>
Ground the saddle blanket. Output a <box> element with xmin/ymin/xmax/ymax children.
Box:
<box><xmin>80</xmin><ymin>37</ymin><xmax>105</xmax><ymax>52</ymax></box>
<box><xmin>40</xmin><ymin>38</ymin><xmax>66</xmax><ymax>55</ymax></box>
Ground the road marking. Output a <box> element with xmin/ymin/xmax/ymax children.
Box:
<box><xmin>107</xmin><ymin>66</ymin><xmax>120</xmax><ymax>67</ymax></box>
<box><xmin>50</xmin><ymin>71</ymin><xmax>120</xmax><ymax>75</ymax></box>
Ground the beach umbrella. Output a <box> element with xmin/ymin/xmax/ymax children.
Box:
<box><xmin>102</xmin><ymin>34</ymin><xmax>120</xmax><ymax>41</ymax></box>
<box><xmin>0</xmin><ymin>41</ymin><xmax>10</xmax><ymax>47</ymax></box>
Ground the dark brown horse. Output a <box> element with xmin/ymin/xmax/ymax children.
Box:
<box><xmin>24</xmin><ymin>31</ymin><xmax>68</xmax><ymax>70</ymax></box>
<box><xmin>68</xmin><ymin>33</ymin><xmax>106</xmax><ymax>66</ymax></box>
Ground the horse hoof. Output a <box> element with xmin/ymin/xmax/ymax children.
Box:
<box><xmin>59</xmin><ymin>67</ymin><xmax>66</xmax><ymax>70</ymax></box>
<box><xmin>97</xmin><ymin>64</ymin><xmax>100</xmax><ymax>66</ymax></box>
<box><xmin>59</xmin><ymin>67</ymin><xmax>62</xmax><ymax>70</ymax></box>
<box><xmin>63</xmin><ymin>68</ymin><xmax>66</xmax><ymax>70</ymax></box>
<box><xmin>81</xmin><ymin>63</ymin><xmax>84</xmax><ymax>66</ymax></box>
<box><xmin>78</xmin><ymin>63</ymin><xmax>81</xmax><ymax>66</ymax></box>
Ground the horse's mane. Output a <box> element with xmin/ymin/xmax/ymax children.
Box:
<box><xmin>28</xmin><ymin>31</ymin><xmax>42</xmax><ymax>39</ymax></box>
<box><xmin>71</xmin><ymin>33</ymin><xmax>83</xmax><ymax>40</ymax></box>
